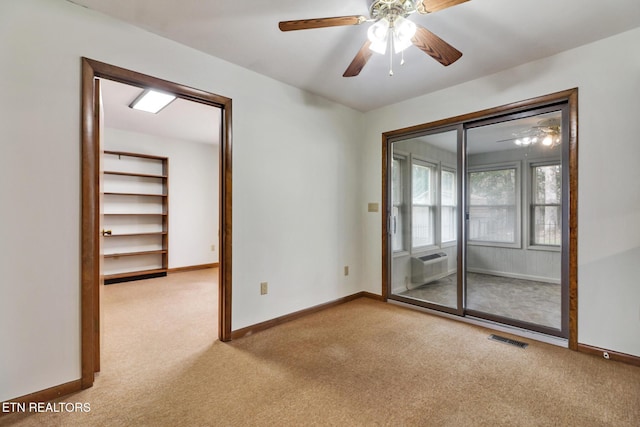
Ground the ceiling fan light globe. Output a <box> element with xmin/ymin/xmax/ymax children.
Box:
<box><xmin>393</xmin><ymin>32</ymin><xmax>412</xmax><ymax>53</ymax></box>
<box><xmin>395</xmin><ymin>16</ymin><xmax>417</xmax><ymax>40</ymax></box>
<box><xmin>367</xmin><ymin>18</ymin><xmax>389</xmax><ymax>44</ymax></box>
<box><xmin>370</xmin><ymin>39</ymin><xmax>388</xmax><ymax>54</ymax></box>
<box><xmin>392</xmin><ymin>16</ymin><xmax>416</xmax><ymax>53</ymax></box>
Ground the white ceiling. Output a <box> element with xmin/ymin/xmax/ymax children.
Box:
<box><xmin>71</xmin><ymin>0</ymin><xmax>640</xmax><ymax>112</ymax></box>
<box><xmin>100</xmin><ymin>78</ymin><xmax>221</xmax><ymax>145</ymax></box>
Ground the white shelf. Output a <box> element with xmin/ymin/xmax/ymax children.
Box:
<box><xmin>102</xmin><ymin>151</ymin><xmax>168</xmax><ymax>283</ymax></box>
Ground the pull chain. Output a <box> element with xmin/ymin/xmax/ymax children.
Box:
<box><xmin>389</xmin><ymin>34</ymin><xmax>394</xmax><ymax>76</ymax></box>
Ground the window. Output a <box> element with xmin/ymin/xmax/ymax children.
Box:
<box><xmin>468</xmin><ymin>166</ymin><xmax>519</xmax><ymax>245</ymax></box>
<box><xmin>531</xmin><ymin>163</ymin><xmax>562</xmax><ymax>246</ymax></box>
<box><xmin>412</xmin><ymin>160</ymin><xmax>436</xmax><ymax>248</ymax></box>
<box><xmin>391</xmin><ymin>153</ymin><xmax>457</xmax><ymax>252</ymax></box>
<box><xmin>441</xmin><ymin>168</ymin><xmax>457</xmax><ymax>243</ymax></box>
<box><xmin>391</xmin><ymin>156</ymin><xmax>406</xmax><ymax>252</ymax></box>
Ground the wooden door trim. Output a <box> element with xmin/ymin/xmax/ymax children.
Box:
<box><xmin>381</xmin><ymin>88</ymin><xmax>578</xmax><ymax>350</ymax></box>
<box><xmin>81</xmin><ymin>58</ymin><xmax>233</xmax><ymax>389</ymax></box>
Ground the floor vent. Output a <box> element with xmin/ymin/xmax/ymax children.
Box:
<box><xmin>488</xmin><ymin>334</ymin><xmax>529</xmax><ymax>349</ymax></box>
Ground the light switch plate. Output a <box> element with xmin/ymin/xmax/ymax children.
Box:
<box><xmin>368</xmin><ymin>202</ymin><xmax>379</xmax><ymax>212</ymax></box>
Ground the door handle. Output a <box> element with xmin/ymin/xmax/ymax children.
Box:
<box><xmin>101</xmin><ymin>229</ymin><xmax>112</xmax><ymax>236</ymax></box>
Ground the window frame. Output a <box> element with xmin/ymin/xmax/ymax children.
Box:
<box><xmin>391</xmin><ymin>153</ymin><xmax>409</xmax><ymax>256</ymax></box>
<box><xmin>527</xmin><ymin>160</ymin><xmax>562</xmax><ymax>251</ymax></box>
<box><xmin>467</xmin><ymin>161</ymin><xmax>522</xmax><ymax>249</ymax></box>
<box><xmin>440</xmin><ymin>164</ymin><xmax>457</xmax><ymax>247</ymax></box>
<box><xmin>410</xmin><ymin>156</ymin><xmax>439</xmax><ymax>252</ymax></box>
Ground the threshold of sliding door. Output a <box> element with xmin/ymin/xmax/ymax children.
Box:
<box><xmin>387</xmin><ymin>299</ymin><xmax>569</xmax><ymax>348</ymax></box>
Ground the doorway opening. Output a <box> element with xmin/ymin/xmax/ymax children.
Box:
<box><xmin>81</xmin><ymin>58</ymin><xmax>233</xmax><ymax>389</ymax></box>
<box><xmin>382</xmin><ymin>89</ymin><xmax>577</xmax><ymax>347</ymax></box>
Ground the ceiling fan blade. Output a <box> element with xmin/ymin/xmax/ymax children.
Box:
<box><xmin>343</xmin><ymin>40</ymin><xmax>374</xmax><ymax>77</ymax></box>
<box><xmin>411</xmin><ymin>25</ymin><xmax>462</xmax><ymax>66</ymax></box>
<box><xmin>279</xmin><ymin>15</ymin><xmax>365</xmax><ymax>32</ymax></box>
<box><xmin>417</xmin><ymin>0</ymin><xmax>470</xmax><ymax>14</ymax></box>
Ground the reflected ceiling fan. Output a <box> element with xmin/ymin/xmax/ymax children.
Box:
<box><xmin>496</xmin><ymin>118</ymin><xmax>562</xmax><ymax>148</ymax></box>
<box><xmin>278</xmin><ymin>0</ymin><xmax>469</xmax><ymax>77</ymax></box>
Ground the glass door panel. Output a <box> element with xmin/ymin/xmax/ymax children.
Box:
<box><xmin>390</xmin><ymin>129</ymin><xmax>460</xmax><ymax>313</ymax></box>
<box><xmin>465</xmin><ymin>109</ymin><xmax>565</xmax><ymax>333</ymax></box>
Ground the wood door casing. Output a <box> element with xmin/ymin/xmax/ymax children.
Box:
<box><xmin>81</xmin><ymin>58</ymin><xmax>233</xmax><ymax>389</ymax></box>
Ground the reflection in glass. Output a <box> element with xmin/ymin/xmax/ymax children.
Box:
<box><xmin>531</xmin><ymin>164</ymin><xmax>562</xmax><ymax>246</ymax></box>
<box><xmin>391</xmin><ymin>157</ymin><xmax>405</xmax><ymax>252</ymax></box>
<box><xmin>412</xmin><ymin>162</ymin><xmax>436</xmax><ymax>248</ymax></box>
<box><xmin>390</xmin><ymin>130</ymin><xmax>458</xmax><ymax>310</ymax></box>
<box><xmin>465</xmin><ymin>110</ymin><xmax>563</xmax><ymax>330</ymax></box>
<box><xmin>468</xmin><ymin>168</ymin><xmax>517</xmax><ymax>243</ymax></box>
<box><xmin>441</xmin><ymin>169</ymin><xmax>456</xmax><ymax>243</ymax></box>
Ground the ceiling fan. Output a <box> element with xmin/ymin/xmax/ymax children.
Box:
<box><xmin>279</xmin><ymin>0</ymin><xmax>468</xmax><ymax>77</ymax></box>
<box><xmin>496</xmin><ymin>118</ymin><xmax>562</xmax><ymax>148</ymax></box>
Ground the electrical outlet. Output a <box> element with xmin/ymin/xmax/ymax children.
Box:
<box><xmin>344</xmin><ymin>266</ymin><xmax>349</xmax><ymax>276</ymax></box>
<box><xmin>260</xmin><ymin>282</ymin><xmax>268</xmax><ymax>295</ymax></box>
<box><xmin>210</xmin><ymin>244</ymin><xmax>216</xmax><ymax>252</ymax></box>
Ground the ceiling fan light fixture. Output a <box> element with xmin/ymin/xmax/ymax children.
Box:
<box><xmin>367</xmin><ymin>18</ymin><xmax>390</xmax><ymax>54</ymax></box>
<box><xmin>392</xmin><ymin>16</ymin><xmax>417</xmax><ymax>53</ymax></box>
<box><xmin>542</xmin><ymin>135</ymin><xmax>553</xmax><ymax>146</ymax></box>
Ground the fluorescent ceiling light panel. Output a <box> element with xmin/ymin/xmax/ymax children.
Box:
<box><xmin>129</xmin><ymin>89</ymin><xmax>176</xmax><ymax>114</ymax></box>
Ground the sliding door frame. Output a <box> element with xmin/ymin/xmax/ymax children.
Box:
<box><xmin>384</xmin><ymin>124</ymin><xmax>465</xmax><ymax>316</ymax></box>
<box><xmin>462</xmin><ymin>103</ymin><xmax>570</xmax><ymax>337</ymax></box>
<box><xmin>381</xmin><ymin>88</ymin><xmax>578</xmax><ymax>349</ymax></box>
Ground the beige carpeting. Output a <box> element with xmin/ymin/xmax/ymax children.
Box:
<box><xmin>3</xmin><ymin>269</ymin><xmax>640</xmax><ymax>426</ymax></box>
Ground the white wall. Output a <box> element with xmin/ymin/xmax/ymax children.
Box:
<box><xmin>104</xmin><ymin>128</ymin><xmax>219</xmax><ymax>268</ymax></box>
<box><xmin>0</xmin><ymin>0</ymin><xmax>363</xmax><ymax>401</ymax></box>
<box><xmin>361</xmin><ymin>28</ymin><xmax>640</xmax><ymax>357</ymax></box>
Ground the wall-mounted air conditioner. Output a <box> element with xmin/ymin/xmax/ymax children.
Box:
<box><xmin>409</xmin><ymin>252</ymin><xmax>448</xmax><ymax>290</ymax></box>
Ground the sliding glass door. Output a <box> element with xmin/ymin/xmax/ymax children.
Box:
<box><xmin>464</xmin><ymin>106</ymin><xmax>568</xmax><ymax>336</ymax></box>
<box><xmin>385</xmin><ymin>92</ymin><xmax>574</xmax><ymax>340</ymax></box>
<box><xmin>389</xmin><ymin>127</ymin><xmax>462</xmax><ymax>315</ymax></box>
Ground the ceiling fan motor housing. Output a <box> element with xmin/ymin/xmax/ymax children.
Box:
<box><xmin>370</xmin><ymin>0</ymin><xmax>419</xmax><ymax>21</ymax></box>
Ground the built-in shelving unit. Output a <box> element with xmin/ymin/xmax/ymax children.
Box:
<box><xmin>102</xmin><ymin>150</ymin><xmax>169</xmax><ymax>284</ymax></box>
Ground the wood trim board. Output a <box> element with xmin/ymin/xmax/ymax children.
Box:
<box><xmin>168</xmin><ymin>263</ymin><xmax>219</xmax><ymax>274</ymax></box>
<box><xmin>577</xmin><ymin>344</ymin><xmax>640</xmax><ymax>367</ymax></box>
<box><xmin>0</xmin><ymin>380</ymin><xmax>82</xmax><ymax>416</ymax></box>
<box><xmin>231</xmin><ymin>292</ymin><xmax>383</xmax><ymax>339</ymax></box>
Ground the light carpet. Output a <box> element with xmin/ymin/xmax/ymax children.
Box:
<box><xmin>2</xmin><ymin>269</ymin><xmax>639</xmax><ymax>426</ymax></box>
